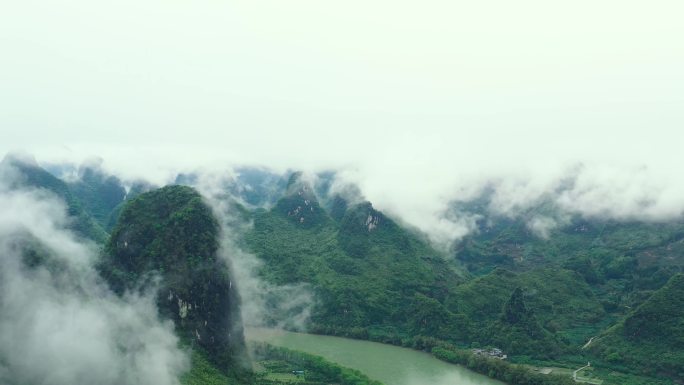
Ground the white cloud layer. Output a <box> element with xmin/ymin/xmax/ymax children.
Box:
<box><xmin>1</xmin><ymin>0</ymin><xmax>683</xmax><ymax>246</ymax></box>
<box><xmin>0</xmin><ymin>168</ymin><xmax>188</xmax><ymax>385</ymax></box>
<box><xmin>192</xmin><ymin>171</ymin><xmax>314</xmax><ymax>330</ymax></box>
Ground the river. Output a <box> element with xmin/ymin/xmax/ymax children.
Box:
<box><xmin>246</xmin><ymin>328</ymin><xmax>505</xmax><ymax>385</ymax></box>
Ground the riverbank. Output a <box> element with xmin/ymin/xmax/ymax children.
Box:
<box><xmin>249</xmin><ymin>328</ymin><xmax>578</xmax><ymax>385</ymax></box>
<box><xmin>246</xmin><ymin>328</ymin><xmax>676</xmax><ymax>385</ymax></box>
<box><xmin>247</xmin><ymin>328</ymin><xmax>505</xmax><ymax>385</ymax></box>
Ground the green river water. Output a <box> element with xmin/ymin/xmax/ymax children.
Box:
<box><xmin>247</xmin><ymin>328</ymin><xmax>505</xmax><ymax>385</ymax></box>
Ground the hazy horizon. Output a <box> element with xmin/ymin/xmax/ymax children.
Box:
<box><xmin>2</xmin><ymin>3</ymin><xmax>684</xmax><ymax>383</ymax></box>
<box><xmin>3</xmin><ymin>0</ymin><xmax>684</xmax><ymax>245</ymax></box>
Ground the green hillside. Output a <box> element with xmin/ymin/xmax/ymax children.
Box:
<box><xmin>245</xmin><ymin>176</ymin><xmax>466</xmax><ymax>342</ymax></box>
<box><xmin>452</xmin><ymin>268</ymin><xmax>606</xmax><ymax>356</ymax></box>
<box><xmin>8</xmin><ymin>159</ymin><xmax>683</xmax><ymax>384</ymax></box>
<box><xmin>589</xmin><ymin>273</ymin><xmax>684</xmax><ymax>379</ymax></box>
<box><xmin>67</xmin><ymin>164</ymin><xmax>126</xmax><ymax>229</ymax></box>
<box><xmin>1</xmin><ymin>155</ymin><xmax>107</xmax><ymax>243</ymax></box>
<box><xmin>100</xmin><ymin>185</ymin><xmax>247</xmax><ymax>373</ymax></box>
<box><xmin>245</xmin><ymin>178</ymin><xmax>631</xmax><ymax>357</ymax></box>
<box><xmin>239</xmin><ymin>179</ymin><xmax>684</xmax><ymax>384</ymax></box>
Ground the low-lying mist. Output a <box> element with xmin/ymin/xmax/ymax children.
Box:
<box><xmin>38</xmin><ymin>151</ymin><xmax>684</xmax><ymax>251</ymax></box>
<box><xmin>0</xmin><ymin>163</ymin><xmax>188</xmax><ymax>385</ymax></box>
<box><xmin>193</xmin><ymin>172</ymin><xmax>314</xmax><ymax>331</ymax></box>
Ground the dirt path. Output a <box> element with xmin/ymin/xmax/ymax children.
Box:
<box><xmin>582</xmin><ymin>336</ymin><xmax>596</xmax><ymax>350</ymax></box>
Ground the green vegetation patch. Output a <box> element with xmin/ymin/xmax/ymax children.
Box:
<box><xmin>251</xmin><ymin>343</ymin><xmax>384</xmax><ymax>385</ymax></box>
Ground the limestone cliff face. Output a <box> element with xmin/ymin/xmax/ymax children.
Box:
<box><xmin>100</xmin><ymin>185</ymin><xmax>246</xmax><ymax>371</ymax></box>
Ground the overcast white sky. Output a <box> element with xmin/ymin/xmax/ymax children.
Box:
<box><xmin>2</xmin><ymin>0</ymin><xmax>683</xmax><ymax>243</ymax></box>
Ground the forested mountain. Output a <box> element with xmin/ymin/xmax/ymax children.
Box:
<box><xmin>66</xmin><ymin>163</ymin><xmax>127</xmax><ymax>229</ymax></box>
<box><xmin>244</xmin><ymin>181</ymin><xmax>610</xmax><ymax>359</ymax></box>
<box><xmin>452</xmin><ymin>268</ymin><xmax>605</xmax><ymax>355</ymax></box>
<box><xmin>454</xmin><ymin>199</ymin><xmax>684</xmax><ymax>302</ymax></box>
<box><xmin>175</xmin><ymin>167</ymin><xmax>290</xmax><ymax>208</ymax></box>
<box><xmin>589</xmin><ymin>273</ymin><xmax>684</xmax><ymax>379</ymax></box>
<box><xmin>244</xmin><ymin>174</ymin><xmax>467</xmax><ymax>342</ymax></box>
<box><xmin>100</xmin><ymin>186</ymin><xmax>248</xmax><ymax>373</ymax></box>
<box><xmin>4</xmin><ymin>158</ymin><xmax>684</xmax><ymax>384</ymax></box>
<box><xmin>241</xmin><ymin>173</ymin><xmax>684</xmax><ymax>384</ymax></box>
<box><xmin>1</xmin><ymin>154</ymin><xmax>108</xmax><ymax>243</ymax></box>
<box><xmin>244</xmin><ymin>176</ymin><xmax>604</xmax><ymax>357</ymax></box>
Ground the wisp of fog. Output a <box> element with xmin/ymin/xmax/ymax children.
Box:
<box><xmin>0</xmin><ymin>162</ymin><xmax>188</xmax><ymax>385</ymax></box>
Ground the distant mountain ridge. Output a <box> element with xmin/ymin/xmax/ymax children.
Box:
<box><xmin>245</xmin><ymin>173</ymin><xmax>467</xmax><ymax>341</ymax></box>
<box><xmin>67</xmin><ymin>163</ymin><xmax>126</xmax><ymax>229</ymax></box>
<box><xmin>1</xmin><ymin>154</ymin><xmax>108</xmax><ymax>243</ymax></box>
<box><xmin>6</xmin><ymin>155</ymin><xmax>684</xmax><ymax>384</ymax></box>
